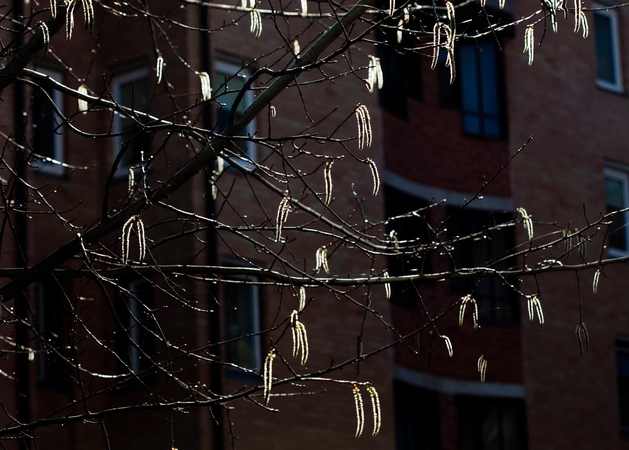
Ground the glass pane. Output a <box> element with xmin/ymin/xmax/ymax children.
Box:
<box><xmin>481</xmin><ymin>403</ymin><xmax>501</xmax><ymax>450</ymax></box>
<box><xmin>619</xmin><ymin>350</ymin><xmax>629</xmax><ymax>426</ymax></box>
<box><xmin>460</xmin><ymin>44</ymin><xmax>480</xmax><ymax>115</ymax></box>
<box><xmin>463</xmin><ymin>113</ymin><xmax>481</xmax><ymax>134</ymax></box>
<box><xmin>216</xmin><ymin>72</ymin><xmax>247</xmax><ymax>131</ymax></box>
<box><xmin>606</xmin><ymin>175</ymin><xmax>628</xmax><ymax>251</ymax></box>
<box><xmin>119</xmin><ymin>77</ymin><xmax>150</xmax><ymax>167</ymax></box>
<box><xmin>224</xmin><ymin>282</ymin><xmax>259</xmax><ymax>369</ymax></box>
<box><xmin>484</xmin><ymin>118</ymin><xmax>501</xmax><ymax>138</ymax></box>
<box><xmin>480</xmin><ymin>41</ymin><xmax>499</xmax><ymax>116</ymax></box>
<box><xmin>595</xmin><ymin>13</ymin><xmax>616</xmax><ymax>84</ymax></box>
<box><xmin>32</xmin><ymin>86</ymin><xmax>58</xmax><ymax>159</ymax></box>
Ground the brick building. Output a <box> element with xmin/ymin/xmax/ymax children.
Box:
<box><xmin>383</xmin><ymin>0</ymin><xmax>629</xmax><ymax>448</ymax></box>
<box><xmin>2</xmin><ymin>0</ymin><xmax>629</xmax><ymax>448</ymax></box>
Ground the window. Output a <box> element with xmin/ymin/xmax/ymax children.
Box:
<box><xmin>117</xmin><ymin>279</ymin><xmax>156</xmax><ymax>379</ymax></box>
<box><xmin>457</xmin><ymin>395</ymin><xmax>528</xmax><ymax>450</ymax></box>
<box><xmin>394</xmin><ymin>381</ymin><xmax>440</xmax><ymax>450</ymax></box>
<box><xmin>34</xmin><ymin>278</ymin><xmax>68</xmax><ymax>389</ymax></box>
<box><xmin>214</xmin><ymin>61</ymin><xmax>256</xmax><ymax>169</ymax></box>
<box><xmin>112</xmin><ymin>68</ymin><xmax>152</xmax><ymax>170</ymax></box>
<box><xmin>378</xmin><ymin>43</ymin><xmax>423</xmax><ymax>118</ymax></box>
<box><xmin>31</xmin><ymin>68</ymin><xmax>64</xmax><ymax>175</ymax></box>
<box><xmin>617</xmin><ymin>339</ymin><xmax>629</xmax><ymax>433</ymax></box>
<box><xmin>438</xmin><ymin>41</ymin><xmax>505</xmax><ymax>138</ymax></box>
<box><xmin>605</xmin><ymin>168</ymin><xmax>629</xmax><ymax>256</ymax></box>
<box><xmin>384</xmin><ymin>186</ymin><xmax>433</xmax><ymax>308</ymax></box>
<box><xmin>223</xmin><ymin>277</ymin><xmax>261</xmax><ymax>371</ymax></box>
<box><xmin>594</xmin><ymin>6</ymin><xmax>623</xmax><ymax>92</ymax></box>
<box><xmin>448</xmin><ymin>208</ymin><xmax>518</xmax><ymax>324</ymax></box>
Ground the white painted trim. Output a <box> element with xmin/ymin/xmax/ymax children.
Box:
<box><xmin>214</xmin><ymin>61</ymin><xmax>256</xmax><ymax>168</ymax></box>
<box><xmin>31</xmin><ymin>68</ymin><xmax>65</xmax><ymax>176</ymax></box>
<box><xmin>594</xmin><ymin>5</ymin><xmax>624</xmax><ymax>93</ymax></box>
<box><xmin>395</xmin><ymin>365</ymin><xmax>526</xmax><ymax>398</ymax></box>
<box><xmin>604</xmin><ymin>167</ymin><xmax>629</xmax><ymax>257</ymax></box>
<box><xmin>111</xmin><ymin>67</ymin><xmax>151</xmax><ymax>174</ymax></box>
<box><xmin>384</xmin><ymin>170</ymin><xmax>514</xmax><ymax>212</ymax></box>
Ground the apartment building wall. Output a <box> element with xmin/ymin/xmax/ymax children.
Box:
<box><xmin>0</xmin><ymin>2</ymin><xmax>397</xmax><ymax>449</ymax></box>
<box><xmin>383</xmin><ymin>0</ymin><xmax>629</xmax><ymax>449</ymax></box>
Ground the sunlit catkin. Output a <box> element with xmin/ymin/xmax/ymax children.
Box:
<box><xmin>526</xmin><ymin>294</ymin><xmax>544</xmax><ymax>328</ymax></box>
<box><xmin>383</xmin><ymin>270</ymin><xmax>391</xmax><ymax>300</ymax></box>
<box><xmin>199</xmin><ymin>72</ymin><xmax>212</xmax><ymax>102</ymax></box>
<box><xmin>477</xmin><ymin>355</ymin><xmax>488</xmax><ymax>383</ymax></box>
<box><xmin>459</xmin><ymin>294</ymin><xmax>478</xmax><ymax>329</ymax></box>
<box><xmin>275</xmin><ymin>195</ymin><xmax>291</xmax><ymax>242</ymax></box>
<box><xmin>575</xmin><ymin>321</ymin><xmax>589</xmax><ymax>356</ymax></box>
<box><xmin>366</xmin><ymin>385</ymin><xmax>381</xmax><ymax>436</ymax></box>
<box><xmin>442</xmin><ymin>335</ymin><xmax>453</xmax><ymax>357</ymax></box>
<box><xmin>365</xmin><ymin>158</ymin><xmax>380</xmax><ymax>196</ymax></box>
<box><xmin>355</xmin><ymin>105</ymin><xmax>372</xmax><ymax>150</ymax></box>
<box><xmin>263</xmin><ymin>351</ymin><xmax>275</xmax><ymax>405</ymax></box>
<box><xmin>324</xmin><ymin>160</ymin><xmax>333</xmax><ymax>206</ymax></box>
<box><xmin>523</xmin><ymin>26</ymin><xmax>535</xmax><ymax>66</ymax></box>
<box><xmin>156</xmin><ymin>56</ymin><xmax>164</xmax><ymax>84</ymax></box>
<box><xmin>517</xmin><ymin>207</ymin><xmax>534</xmax><ymax>241</ymax></box>
<box><xmin>315</xmin><ymin>246</ymin><xmax>330</xmax><ymax>274</ymax></box>
<box><xmin>78</xmin><ymin>84</ymin><xmax>88</xmax><ymax>113</ymax></box>
<box><xmin>352</xmin><ymin>384</ymin><xmax>365</xmax><ymax>438</ymax></box>
<box><xmin>41</xmin><ymin>22</ymin><xmax>50</xmax><ymax>55</ymax></box>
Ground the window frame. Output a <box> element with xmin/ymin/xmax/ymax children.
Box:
<box><xmin>111</xmin><ymin>67</ymin><xmax>152</xmax><ymax>175</ymax></box>
<box><xmin>214</xmin><ymin>60</ymin><xmax>257</xmax><ymax>170</ymax></box>
<box><xmin>457</xmin><ymin>395</ymin><xmax>528</xmax><ymax>450</ymax></box>
<box><xmin>604</xmin><ymin>167</ymin><xmax>629</xmax><ymax>257</ymax></box>
<box><xmin>448</xmin><ymin>207</ymin><xmax>519</xmax><ymax>325</ymax></box>
<box><xmin>437</xmin><ymin>40</ymin><xmax>506</xmax><ymax>139</ymax></box>
<box><xmin>594</xmin><ymin>5</ymin><xmax>623</xmax><ymax>93</ymax></box>
<box><xmin>458</xmin><ymin>40</ymin><xmax>505</xmax><ymax>139</ymax></box>
<box><xmin>222</xmin><ymin>274</ymin><xmax>262</xmax><ymax>374</ymax></box>
<box><xmin>31</xmin><ymin>67</ymin><xmax>65</xmax><ymax>176</ymax></box>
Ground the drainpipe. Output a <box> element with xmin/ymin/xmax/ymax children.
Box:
<box><xmin>13</xmin><ymin>1</ymin><xmax>31</xmax><ymax>449</ymax></box>
<box><xmin>199</xmin><ymin>6</ymin><xmax>224</xmax><ymax>450</ymax></box>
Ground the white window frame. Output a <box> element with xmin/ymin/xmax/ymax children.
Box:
<box><xmin>111</xmin><ymin>67</ymin><xmax>151</xmax><ymax>175</ymax></box>
<box><xmin>214</xmin><ymin>61</ymin><xmax>257</xmax><ymax>171</ymax></box>
<box><xmin>595</xmin><ymin>5</ymin><xmax>623</xmax><ymax>93</ymax></box>
<box><xmin>223</xmin><ymin>274</ymin><xmax>262</xmax><ymax>372</ymax></box>
<box><xmin>605</xmin><ymin>167</ymin><xmax>629</xmax><ymax>257</ymax></box>
<box><xmin>31</xmin><ymin>68</ymin><xmax>65</xmax><ymax>176</ymax></box>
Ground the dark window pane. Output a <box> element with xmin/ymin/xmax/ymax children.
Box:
<box><xmin>595</xmin><ymin>13</ymin><xmax>616</xmax><ymax>84</ymax></box>
<box><xmin>463</xmin><ymin>114</ymin><xmax>481</xmax><ymax>135</ymax></box>
<box><xmin>117</xmin><ymin>279</ymin><xmax>156</xmax><ymax>380</ymax></box>
<box><xmin>224</xmin><ymin>280</ymin><xmax>261</xmax><ymax>370</ymax></box>
<box><xmin>35</xmin><ymin>277</ymin><xmax>69</xmax><ymax>389</ymax></box>
<box><xmin>617</xmin><ymin>346</ymin><xmax>629</xmax><ymax>428</ymax></box>
<box><xmin>479</xmin><ymin>41</ymin><xmax>499</xmax><ymax>116</ymax></box>
<box><xmin>32</xmin><ymin>86</ymin><xmax>59</xmax><ymax>159</ymax></box>
<box><xmin>605</xmin><ymin>174</ymin><xmax>628</xmax><ymax>252</ymax></box>
<box><xmin>118</xmin><ymin>77</ymin><xmax>151</xmax><ymax>167</ymax></box>
<box><xmin>394</xmin><ymin>382</ymin><xmax>440</xmax><ymax>450</ymax></box>
<box><xmin>460</xmin><ymin>44</ymin><xmax>480</xmax><ymax>114</ymax></box>
<box><xmin>458</xmin><ymin>396</ymin><xmax>527</xmax><ymax>450</ymax></box>
<box><xmin>448</xmin><ymin>208</ymin><xmax>518</xmax><ymax>323</ymax></box>
<box><xmin>438</xmin><ymin>49</ymin><xmax>461</xmax><ymax>108</ymax></box>
<box><xmin>448</xmin><ymin>41</ymin><xmax>504</xmax><ymax>138</ymax></box>
<box><xmin>378</xmin><ymin>45</ymin><xmax>409</xmax><ymax>118</ymax></box>
<box><xmin>484</xmin><ymin>118</ymin><xmax>501</xmax><ymax>138</ymax></box>
<box><xmin>384</xmin><ymin>186</ymin><xmax>433</xmax><ymax>308</ymax></box>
